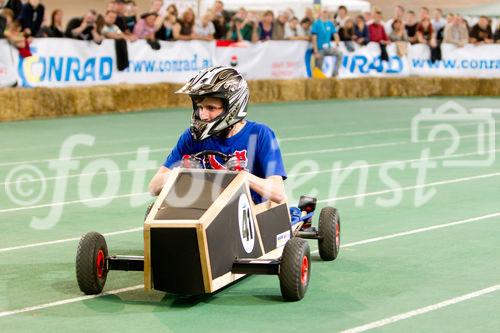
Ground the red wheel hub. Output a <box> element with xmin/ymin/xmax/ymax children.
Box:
<box><xmin>96</xmin><ymin>249</ymin><xmax>105</xmax><ymax>278</ymax></box>
<box><xmin>300</xmin><ymin>255</ymin><xmax>309</xmax><ymax>285</ymax></box>
<box><xmin>335</xmin><ymin>223</ymin><xmax>340</xmax><ymax>247</ymax></box>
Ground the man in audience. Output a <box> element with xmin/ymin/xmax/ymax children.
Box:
<box><xmin>334</xmin><ymin>5</ymin><xmax>350</xmax><ymax>28</ymax></box>
<box><xmin>369</xmin><ymin>10</ymin><xmax>390</xmax><ymax>61</ymax></box>
<box><xmin>284</xmin><ymin>16</ymin><xmax>308</xmax><ymax>40</ymax></box>
<box><xmin>65</xmin><ymin>9</ymin><xmax>103</xmax><ymax>43</ymax></box>
<box><xmin>133</xmin><ymin>11</ymin><xmax>158</xmax><ymax>40</ymax></box>
<box><xmin>385</xmin><ymin>4</ymin><xmax>405</xmax><ymax>35</ymax></box>
<box><xmin>443</xmin><ymin>15</ymin><xmax>468</xmax><ymax>47</ymax></box>
<box><xmin>272</xmin><ymin>10</ymin><xmax>290</xmax><ymax>40</ymax></box>
<box><xmin>18</xmin><ymin>0</ymin><xmax>44</xmax><ymax>37</ymax></box>
<box><xmin>311</xmin><ymin>9</ymin><xmax>342</xmax><ymax>77</ymax></box>
<box><xmin>469</xmin><ymin>16</ymin><xmax>493</xmax><ymax>44</ymax></box>
<box><xmin>193</xmin><ymin>13</ymin><xmax>215</xmax><ymax>41</ymax></box>
<box><xmin>213</xmin><ymin>0</ymin><xmax>231</xmax><ymax>23</ymax></box>
<box><xmin>405</xmin><ymin>10</ymin><xmax>418</xmax><ymax>44</ymax></box>
<box><xmin>101</xmin><ymin>10</ymin><xmax>134</xmax><ymax>41</ymax></box>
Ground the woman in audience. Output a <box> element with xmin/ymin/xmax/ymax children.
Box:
<box><xmin>258</xmin><ymin>10</ymin><xmax>273</xmax><ymax>41</ymax></box>
<box><xmin>174</xmin><ymin>7</ymin><xmax>195</xmax><ymax>40</ymax></box>
<box><xmin>353</xmin><ymin>15</ymin><xmax>369</xmax><ymax>45</ymax></box>
<box><xmin>389</xmin><ymin>19</ymin><xmax>409</xmax><ymax>56</ymax></box>
<box><xmin>155</xmin><ymin>12</ymin><xmax>176</xmax><ymax>41</ymax></box>
<box><xmin>339</xmin><ymin>18</ymin><xmax>356</xmax><ymax>51</ymax></box>
<box><xmin>41</xmin><ymin>9</ymin><xmax>64</xmax><ymax>37</ymax></box>
<box><xmin>405</xmin><ymin>10</ymin><xmax>418</xmax><ymax>44</ymax></box>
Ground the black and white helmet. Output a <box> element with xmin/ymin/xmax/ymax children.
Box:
<box><xmin>176</xmin><ymin>66</ymin><xmax>249</xmax><ymax>141</ymax></box>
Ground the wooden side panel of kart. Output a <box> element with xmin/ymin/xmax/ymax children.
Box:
<box><xmin>143</xmin><ymin>168</ymin><xmax>292</xmax><ymax>295</ymax></box>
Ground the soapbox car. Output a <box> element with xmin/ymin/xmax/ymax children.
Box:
<box><xmin>75</xmin><ymin>151</ymin><xmax>341</xmax><ymax>301</ymax></box>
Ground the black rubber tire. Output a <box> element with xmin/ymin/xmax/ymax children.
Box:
<box><xmin>318</xmin><ymin>207</ymin><xmax>340</xmax><ymax>261</ymax></box>
<box><xmin>144</xmin><ymin>201</ymin><xmax>155</xmax><ymax>221</ymax></box>
<box><xmin>75</xmin><ymin>231</ymin><xmax>109</xmax><ymax>295</ymax></box>
<box><xmin>279</xmin><ymin>237</ymin><xmax>311</xmax><ymax>301</ymax></box>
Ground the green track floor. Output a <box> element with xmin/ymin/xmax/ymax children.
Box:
<box><xmin>1</xmin><ymin>97</ymin><xmax>499</xmax><ymax>332</ymax></box>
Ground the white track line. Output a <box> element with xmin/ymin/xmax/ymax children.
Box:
<box><xmin>2</xmin><ymin>147</ymin><xmax>499</xmax><ymax>187</ymax></box>
<box><xmin>1</xmin><ymin>123</ymin><xmax>494</xmax><ymax>168</ymax></box>
<box><xmin>310</xmin><ymin>211</ymin><xmax>500</xmax><ymax>254</ymax></box>
<box><xmin>318</xmin><ymin>172</ymin><xmax>500</xmax><ymax>204</ymax></box>
<box><xmin>0</xmin><ymin>285</ymin><xmax>144</xmax><ymax>319</ymax></box>
<box><xmin>340</xmin><ymin>284</ymin><xmax>500</xmax><ymax>333</ymax></box>
<box><xmin>0</xmin><ymin>227</ymin><xmax>143</xmax><ymax>253</ymax></box>
<box><xmin>1</xmin><ymin>211</ymin><xmax>499</xmax><ymax>317</ymax></box>
<box><xmin>289</xmin><ymin>148</ymin><xmax>500</xmax><ymax>177</ymax></box>
<box><xmin>1</xmin><ymin>169</ymin><xmax>498</xmax><ymax>216</ymax></box>
<box><xmin>0</xmin><ymin>192</ymin><xmax>150</xmax><ymax>214</ymax></box>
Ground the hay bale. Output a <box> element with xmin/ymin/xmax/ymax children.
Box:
<box><xmin>0</xmin><ymin>88</ymin><xmax>19</xmax><ymax>121</ymax></box>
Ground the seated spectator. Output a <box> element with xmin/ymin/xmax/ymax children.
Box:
<box><xmin>174</xmin><ymin>7</ymin><xmax>195</xmax><ymax>40</ymax></box>
<box><xmin>155</xmin><ymin>12</ymin><xmax>176</xmax><ymax>41</ymax></box>
<box><xmin>258</xmin><ymin>10</ymin><xmax>273</xmax><ymax>41</ymax></box>
<box><xmin>405</xmin><ymin>10</ymin><xmax>418</xmax><ymax>44</ymax></box>
<box><xmin>432</xmin><ymin>8</ymin><xmax>446</xmax><ymax>41</ymax></box>
<box><xmin>338</xmin><ymin>18</ymin><xmax>355</xmax><ymax>51</ymax></box>
<box><xmin>18</xmin><ymin>0</ymin><xmax>44</xmax><ymax>37</ymax></box>
<box><xmin>389</xmin><ymin>19</ymin><xmax>409</xmax><ymax>56</ymax></box>
<box><xmin>41</xmin><ymin>9</ymin><xmax>64</xmax><ymax>37</ymax></box>
<box><xmin>369</xmin><ymin>11</ymin><xmax>390</xmax><ymax>61</ymax></box>
<box><xmin>443</xmin><ymin>15</ymin><xmax>469</xmax><ymax>47</ymax></box>
<box><xmin>123</xmin><ymin>0</ymin><xmax>138</xmax><ymax>32</ymax></box>
<box><xmin>416</xmin><ymin>17</ymin><xmax>436</xmax><ymax>46</ymax></box>
<box><xmin>285</xmin><ymin>16</ymin><xmax>308</xmax><ymax>41</ymax></box>
<box><xmin>101</xmin><ymin>10</ymin><xmax>134</xmax><ymax>41</ymax></box>
<box><xmin>0</xmin><ymin>7</ymin><xmax>15</xmax><ymax>39</ymax></box>
<box><xmin>2</xmin><ymin>0</ymin><xmax>22</xmax><ymax>19</ymax></box>
<box><xmin>389</xmin><ymin>18</ymin><xmax>408</xmax><ymax>42</ymax></box>
<box><xmin>300</xmin><ymin>17</ymin><xmax>312</xmax><ymax>37</ymax></box>
<box><xmin>311</xmin><ymin>9</ymin><xmax>343</xmax><ymax>77</ymax></box>
<box><xmin>213</xmin><ymin>0</ymin><xmax>230</xmax><ymax>23</ymax></box>
<box><xmin>133</xmin><ymin>12</ymin><xmax>158</xmax><ymax>40</ymax></box>
<box><xmin>4</xmin><ymin>19</ymin><xmax>31</xmax><ymax>57</ymax></box>
<box><xmin>385</xmin><ymin>5</ymin><xmax>405</xmax><ymax>35</ymax></box>
<box><xmin>368</xmin><ymin>11</ymin><xmax>389</xmax><ymax>44</ymax></box>
<box><xmin>193</xmin><ymin>13</ymin><xmax>215</xmax><ymax>41</ymax></box>
<box><xmin>212</xmin><ymin>12</ymin><xmax>227</xmax><ymax>40</ymax></box>
<box><xmin>0</xmin><ymin>9</ymin><xmax>7</xmax><ymax>38</ymax></box>
<box><xmin>419</xmin><ymin>6</ymin><xmax>430</xmax><ymax>21</ymax></box>
<box><xmin>272</xmin><ymin>10</ymin><xmax>289</xmax><ymax>40</ymax></box>
<box><xmin>149</xmin><ymin>0</ymin><xmax>164</xmax><ymax>15</ymax></box>
<box><xmin>227</xmin><ymin>15</ymin><xmax>258</xmax><ymax>42</ymax></box>
<box><xmin>353</xmin><ymin>15</ymin><xmax>369</xmax><ymax>45</ymax></box>
<box><xmin>303</xmin><ymin>7</ymin><xmax>314</xmax><ymax>23</ymax></box>
<box><xmin>335</xmin><ymin>5</ymin><xmax>350</xmax><ymax>28</ymax></box>
<box><xmin>417</xmin><ymin>17</ymin><xmax>440</xmax><ymax>62</ymax></box>
<box><xmin>65</xmin><ymin>9</ymin><xmax>103</xmax><ymax>43</ymax></box>
<box><xmin>469</xmin><ymin>16</ymin><xmax>493</xmax><ymax>44</ymax></box>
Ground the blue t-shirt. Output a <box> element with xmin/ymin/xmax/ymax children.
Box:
<box><xmin>163</xmin><ymin>121</ymin><xmax>287</xmax><ymax>204</ymax></box>
<box><xmin>311</xmin><ymin>19</ymin><xmax>337</xmax><ymax>50</ymax></box>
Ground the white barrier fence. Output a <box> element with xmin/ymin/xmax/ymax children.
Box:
<box><xmin>0</xmin><ymin>39</ymin><xmax>499</xmax><ymax>88</ymax></box>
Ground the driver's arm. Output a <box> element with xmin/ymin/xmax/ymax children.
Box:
<box><xmin>243</xmin><ymin>173</ymin><xmax>286</xmax><ymax>204</ymax></box>
<box><xmin>149</xmin><ymin>166</ymin><xmax>171</xmax><ymax>196</ymax></box>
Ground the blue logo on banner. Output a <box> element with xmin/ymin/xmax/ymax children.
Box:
<box><xmin>305</xmin><ymin>48</ymin><xmax>404</xmax><ymax>77</ymax></box>
<box><xmin>18</xmin><ymin>47</ymin><xmax>113</xmax><ymax>87</ymax></box>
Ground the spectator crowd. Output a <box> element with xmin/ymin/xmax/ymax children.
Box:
<box><xmin>1</xmin><ymin>0</ymin><xmax>500</xmax><ymax>74</ymax></box>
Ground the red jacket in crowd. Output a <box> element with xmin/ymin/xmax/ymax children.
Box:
<box><xmin>368</xmin><ymin>22</ymin><xmax>388</xmax><ymax>42</ymax></box>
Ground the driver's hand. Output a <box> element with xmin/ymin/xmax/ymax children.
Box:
<box><xmin>181</xmin><ymin>155</ymin><xmax>203</xmax><ymax>169</ymax></box>
<box><xmin>225</xmin><ymin>156</ymin><xmax>247</xmax><ymax>171</ymax></box>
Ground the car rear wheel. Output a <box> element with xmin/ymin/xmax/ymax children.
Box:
<box><xmin>318</xmin><ymin>207</ymin><xmax>340</xmax><ymax>261</ymax></box>
<box><xmin>279</xmin><ymin>237</ymin><xmax>311</xmax><ymax>301</ymax></box>
<box><xmin>76</xmin><ymin>231</ymin><xmax>109</xmax><ymax>295</ymax></box>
